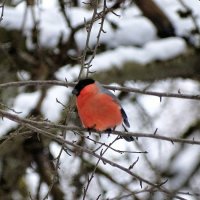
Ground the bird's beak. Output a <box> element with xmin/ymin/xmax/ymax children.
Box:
<box><xmin>72</xmin><ymin>88</ymin><xmax>78</xmax><ymax>95</ymax></box>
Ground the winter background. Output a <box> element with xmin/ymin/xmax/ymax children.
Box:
<box><xmin>0</xmin><ymin>0</ymin><xmax>200</xmax><ymax>200</ymax></box>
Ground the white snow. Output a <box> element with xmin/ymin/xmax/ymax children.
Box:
<box><xmin>144</xmin><ymin>37</ymin><xmax>186</xmax><ymax>60</ymax></box>
<box><xmin>55</xmin><ymin>64</ymin><xmax>80</xmax><ymax>81</ymax></box>
<box><xmin>107</xmin><ymin>17</ymin><xmax>157</xmax><ymax>48</ymax></box>
<box><xmin>0</xmin><ymin>0</ymin><xmax>191</xmax><ymax>50</ymax></box>
<box><xmin>0</xmin><ymin>91</ymin><xmax>40</xmax><ymax>136</ymax></box>
<box><xmin>90</xmin><ymin>37</ymin><xmax>186</xmax><ymax>72</ymax></box>
<box><xmin>41</xmin><ymin>86</ymin><xmax>70</xmax><ymax>121</ymax></box>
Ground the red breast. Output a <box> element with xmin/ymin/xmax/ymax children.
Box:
<box><xmin>76</xmin><ymin>83</ymin><xmax>122</xmax><ymax>131</ymax></box>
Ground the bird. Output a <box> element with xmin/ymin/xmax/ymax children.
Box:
<box><xmin>72</xmin><ymin>78</ymin><xmax>134</xmax><ymax>142</ymax></box>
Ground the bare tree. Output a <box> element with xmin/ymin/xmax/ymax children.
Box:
<box><xmin>0</xmin><ymin>0</ymin><xmax>200</xmax><ymax>200</ymax></box>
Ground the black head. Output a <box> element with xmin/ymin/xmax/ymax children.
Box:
<box><xmin>72</xmin><ymin>78</ymin><xmax>95</xmax><ymax>96</ymax></box>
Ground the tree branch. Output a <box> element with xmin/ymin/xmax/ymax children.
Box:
<box><xmin>0</xmin><ymin>109</ymin><xmax>200</xmax><ymax>147</ymax></box>
<box><xmin>0</xmin><ymin>80</ymin><xmax>200</xmax><ymax>101</ymax></box>
<box><xmin>0</xmin><ymin>110</ymin><xmax>186</xmax><ymax>200</ymax></box>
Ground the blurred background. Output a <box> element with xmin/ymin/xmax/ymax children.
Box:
<box><xmin>0</xmin><ymin>0</ymin><xmax>200</xmax><ymax>199</ymax></box>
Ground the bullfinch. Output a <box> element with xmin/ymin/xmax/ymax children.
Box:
<box><xmin>72</xmin><ymin>78</ymin><xmax>134</xmax><ymax>142</ymax></box>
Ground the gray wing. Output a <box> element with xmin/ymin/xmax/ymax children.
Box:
<box><xmin>96</xmin><ymin>81</ymin><xmax>120</xmax><ymax>104</ymax></box>
<box><xmin>96</xmin><ymin>81</ymin><xmax>130</xmax><ymax>128</ymax></box>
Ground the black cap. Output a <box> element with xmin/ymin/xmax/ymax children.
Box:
<box><xmin>72</xmin><ymin>78</ymin><xmax>95</xmax><ymax>96</ymax></box>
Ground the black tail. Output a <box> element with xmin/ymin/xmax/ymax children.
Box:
<box><xmin>121</xmin><ymin>124</ymin><xmax>134</xmax><ymax>142</ymax></box>
<box><xmin>121</xmin><ymin>108</ymin><xmax>134</xmax><ymax>142</ymax></box>
<box><xmin>121</xmin><ymin>108</ymin><xmax>130</xmax><ymax>128</ymax></box>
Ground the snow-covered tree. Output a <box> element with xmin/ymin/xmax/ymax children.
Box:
<box><xmin>0</xmin><ymin>0</ymin><xmax>200</xmax><ymax>199</ymax></box>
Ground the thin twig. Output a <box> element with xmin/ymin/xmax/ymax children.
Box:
<box><xmin>177</xmin><ymin>0</ymin><xmax>200</xmax><ymax>48</ymax></box>
<box><xmin>85</xmin><ymin>135</ymin><xmax>147</xmax><ymax>154</ymax></box>
<box><xmin>83</xmin><ymin>137</ymin><xmax>119</xmax><ymax>200</ymax></box>
<box><xmin>78</xmin><ymin>0</ymin><xmax>98</xmax><ymax>79</ymax></box>
<box><xmin>0</xmin><ymin>102</ymin><xmax>22</xmax><ymax>114</ymax></box>
<box><xmin>0</xmin><ymin>0</ymin><xmax>6</xmax><ymax>22</ymax></box>
<box><xmin>108</xmin><ymin>187</ymin><xmax>155</xmax><ymax>200</ymax></box>
<box><xmin>85</xmin><ymin>0</ymin><xmax>107</xmax><ymax>77</ymax></box>
<box><xmin>42</xmin><ymin>96</ymin><xmax>75</xmax><ymax>199</ymax></box>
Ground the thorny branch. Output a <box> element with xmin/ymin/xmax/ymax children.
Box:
<box><xmin>0</xmin><ymin>80</ymin><xmax>200</xmax><ymax>101</ymax></box>
<box><xmin>0</xmin><ymin>109</ymin><xmax>200</xmax><ymax>146</ymax></box>
<box><xmin>84</xmin><ymin>0</ymin><xmax>107</xmax><ymax>77</ymax></box>
<box><xmin>77</xmin><ymin>0</ymin><xmax>110</xmax><ymax>79</ymax></box>
<box><xmin>78</xmin><ymin>0</ymin><xmax>99</xmax><ymax>79</ymax></box>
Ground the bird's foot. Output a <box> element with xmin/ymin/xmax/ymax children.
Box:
<box><xmin>105</xmin><ymin>128</ymin><xmax>113</xmax><ymax>138</ymax></box>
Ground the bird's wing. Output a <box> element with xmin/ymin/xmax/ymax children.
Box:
<box><xmin>96</xmin><ymin>82</ymin><xmax>120</xmax><ymax>104</ymax></box>
<box><xmin>96</xmin><ymin>81</ymin><xmax>130</xmax><ymax>128</ymax></box>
